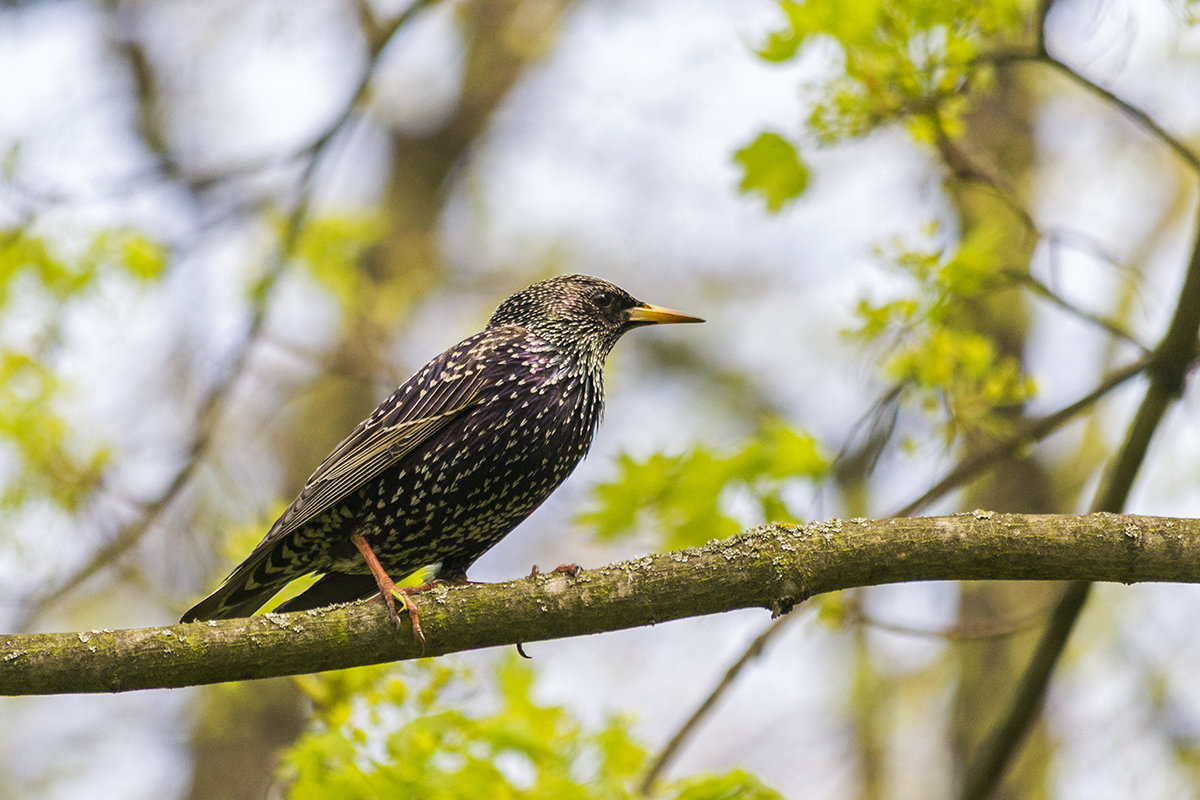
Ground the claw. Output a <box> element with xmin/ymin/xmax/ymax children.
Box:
<box><xmin>354</xmin><ymin>532</ymin><xmax>428</xmax><ymax>651</ymax></box>
<box><xmin>394</xmin><ymin>586</ymin><xmax>427</xmax><ymax>651</ymax></box>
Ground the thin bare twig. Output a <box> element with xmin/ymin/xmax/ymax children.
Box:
<box><xmin>847</xmin><ymin>602</ymin><xmax>1056</xmax><ymax>642</ymax></box>
<box><xmin>891</xmin><ymin>351</ymin><xmax>1156</xmax><ymax>519</ymax></box>
<box><xmin>935</xmin><ymin>132</ymin><xmax>1148</xmax><ymax>351</ymax></box>
<box><xmin>985</xmin><ymin>49</ymin><xmax>1200</xmax><ymax>176</ymax></box>
<box><xmin>638</xmin><ymin>613</ymin><xmax>809</xmax><ymax>794</ymax></box>
<box><xmin>636</xmin><ymin>349</ymin><xmax>1154</xmax><ymax>786</ymax></box>
<box><xmin>14</xmin><ymin>0</ymin><xmax>443</xmax><ymax>629</ymax></box>
<box><xmin>1013</xmin><ymin>271</ymin><xmax>1148</xmax><ymax>352</ymax></box>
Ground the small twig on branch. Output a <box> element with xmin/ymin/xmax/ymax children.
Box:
<box><xmin>1013</xmin><ymin>272</ymin><xmax>1148</xmax><ymax>352</ymax></box>
<box><xmin>5</xmin><ymin>512</ymin><xmax>1200</xmax><ymax>696</ymax></box>
<box><xmin>934</xmin><ymin>131</ymin><xmax>1150</xmax><ymax>352</ymax></box>
<box><xmin>846</xmin><ymin>601</ymin><xmax>1056</xmax><ymax>642</ymax></box>
<box><xmin>986</xmin><ymin>49</ymin><xmax>1200</xmax><ymax>176</ymax></box>
<box><xmin>893</xmin><ymin>352</ymin><xmax>1155</xmax><ymax>518</ymax></box>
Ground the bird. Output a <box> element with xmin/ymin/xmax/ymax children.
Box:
<box><xmin>180</xmin><ymin>274</ymin><xmax>703</xmax><ymax>646</ymax></box>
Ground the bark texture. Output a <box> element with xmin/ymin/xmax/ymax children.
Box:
<box><xmin>3</xmin><ymin>512</ymin><xmax>1197</xmax><ymax>695</ymax></box>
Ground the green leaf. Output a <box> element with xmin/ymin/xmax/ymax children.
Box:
<box><xmin>733</xmin><ymin>132</ymin><xmax>810</xmax><ymax>213</ymax></box>
<box><xmin>292</xmin><ymin>214</ymin><xmax>385</xmax><ymax>311</ymax></box>
<box><xmin>581</xmin><ymin>421</ymin><xmax>829</xmax><ymax>549</ymax></box>
<box><xmin>672</xmin><ymin>770</ymin><xmax>786</xmax><ymax>800</ymax></box>
<box><xmin>119</xmin><ymin>232</ymin><xmax>167</xmax><ymax>280</ymax></box>
<box><xmin>278</xmin><ymin>658</ymin><xmax>784</xmax><ymax>799</ymax></box>
<box><xmin>755</xmin><ymin>1</ymin><xmax>805</xmax><ymax>61</ymax></box>
<box><xmin>757</xmin><ymin>422</ymin><xmax>828</xmax><ymax>480</ymax></box>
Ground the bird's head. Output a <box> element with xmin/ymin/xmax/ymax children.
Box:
<box><xmin>488</xmin><ymin>274</ymin><xmax>704</xmax><ymax>370</ymax></box>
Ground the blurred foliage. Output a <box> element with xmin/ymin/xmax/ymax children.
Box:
<box><xmin>291</xmin><ymin>213</ymin><xmax>386</xmax><ymax>314</ymax></box>
<box><xmin>734</xmin><ymin>132</ymin><xmax>810</xmax><ymax>212</ymax></box>
<box><xmin>0</xmin><ymin>351</ymin><xmax>110</xmax><ymax>510</ymax></box>
<box><xmin>287</xmin><ymin>211</ymin><xmax>440</xmax><ymax>334</ymax></box>
<box><xmin>734</xmin><ymin>0</ymin><xmax>1027</xmax><ymax>205</ymax></box>
<box><xmin>280</xmin><ymin>657</ymin><xmax>783</xmax><ymax>800</ymax></box>
<box><xmin>756</xmin><ymin>0</ymin><xmax>1023</xmax><ymax>144</ymax></box>
<box><xmin>598</xmin><ymin>0</ymin><xmax>1041</xmax><ymax>567</ymax></box>
<box><xmin>0</xmin><ymin>226</ymin><xmax>165</xmax><ymax>303</ymax></box>
<box><xmin>0</xmin><ymin>226</ymin><xmax>165</xmax><ymax>511</ymax></box>
<box><xmin>853</xmin><ymin>221</ymin><xmax>1036</xmax><ymax>438</ymax></box>
<box><xmin>718</xmin><ymin>0</ymin><xmax>1035</xmax><ymax>497</ymax></box>
<box><xmin>581</xmin><ymin>421</ymin><xmax>829</xmax><ymax>549</ymax></box>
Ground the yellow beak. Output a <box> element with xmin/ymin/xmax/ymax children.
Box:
<box><xmin>625</xmin><ymin>302</ymin><xmax>705</xmax><ymax>326</ymax></box>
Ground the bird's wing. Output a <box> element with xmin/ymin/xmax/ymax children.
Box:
<box><xmin>256</xmin><ymin>338</ymin><xmax>499</xmax><ymax>548</ymax></box>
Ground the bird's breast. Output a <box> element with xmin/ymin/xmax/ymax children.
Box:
<box><xmin>467</xmin><ymin>354</ymin><xmax>603</xmax><ymax>466</ymax></box>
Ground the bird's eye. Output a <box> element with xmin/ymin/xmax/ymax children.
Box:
<box><xmin>594</xmin><ymin>291</ymin><xmax>616</xmax><ymax>311</ymax></box>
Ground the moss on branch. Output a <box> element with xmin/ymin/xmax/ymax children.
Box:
<box><xmin>3</xmin><ymin>511</ymin><xmax>1199</xmax><ymax>695</ymax></box>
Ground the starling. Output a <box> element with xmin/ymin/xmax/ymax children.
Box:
<box><xmin>181</xmin><ymin>274</ymin><xmax>702</xmax><ymax>645</ymax></box>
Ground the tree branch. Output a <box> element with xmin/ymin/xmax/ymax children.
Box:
<box><xmin>986</xmin><ymin>50</ymin><xmax>1200</xmax><ymax>176</ymax></box>
<box><xmin>961</xmin><ymin>181</ymin><xmax>1200</xmax><ymax>800</ymax></box>
<box><xmin>643</xmin><ymin>350</ymin><xmax>1160</xmax><ymax>785</ymax></box>
<box><xmin>639</xmin><ymin>613</ymin><xmax>804</xmax><ymax>794</ymax></box>
<box><xmin>4</xmin><ymin>512</ymin><xmax>1200</xmax><ymax>696</ymax></box>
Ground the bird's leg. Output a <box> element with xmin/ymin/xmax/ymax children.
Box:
<box><xmin>528</xmin><ymin>563</ymin><xmax>582</xmax><ymax>578</ymax></box>
<box><xmin>351</xmin><ymin>532</ymin><xmax>427</xmax><ymax>650</ymax></box>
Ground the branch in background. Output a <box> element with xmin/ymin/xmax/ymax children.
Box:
<box><xmin>641</xmin><ymin>348</ymin><xmax>1156</xmax><ymax>786</ymax></box>
<box><xmin>961</xmin><ymin>130</ymin><xmax>1200</xmax><ymax>800</ymax></box>
<box><xmin>5</xmin><ymin>512</ymin><xmax>1200</xmax><ymax>696</ymax></box>
<box><xmin>640</xmin><ymin>34</ymin><xmax>1200</xmax><ymax>778</ymax></box>
<box><xmin>1039</xmin><ymin>56</ymin><xmax>1200</xmax><ymax>175</ymax></box>
<box><xmin>13</xmin><ymin>0</ymin><xmax>445</xmax><ymax>630</ymax></box>
<box><xmin>984</xmin><ymin>51</ymin><xmax>1200</xmax><ymax>177</ymax></box>
<box><xmin>639</xmin><ymin>613</ymin><xmax>806</xmax><ymax>794</ymax></box>
<box><xmin>933</xmin><ymin>131</ymin><xmax>1036</xmax><ymax>232</ymax></box>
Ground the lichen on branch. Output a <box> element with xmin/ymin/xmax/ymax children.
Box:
<box><xmin>3</xmin><ymin>511</ymin><xmax>1198</xmax><ymax>696</ymax></box>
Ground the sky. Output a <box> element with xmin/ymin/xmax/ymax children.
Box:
<box><xmin>3</xmin><ymin>0</ymin><xmax>1200</xmax><ymax>798</ymax></box>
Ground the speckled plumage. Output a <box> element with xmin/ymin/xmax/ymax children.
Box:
<box><xmin>181</xmin><ymin>274</ymin><xmax>702</xmax><ymax>624</ymax></box>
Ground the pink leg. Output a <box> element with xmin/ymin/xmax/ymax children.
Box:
<box><xmin>351</xmin><ymin>533</ymin><xmax>428</xmax><ymax>650</ymax></box>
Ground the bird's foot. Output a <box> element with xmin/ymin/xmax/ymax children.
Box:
<box><xmin>528</xmin><ymin>563</ymin><xmax>582</xmax><ymax>578</ymax></box>
<box><xmin>352</xmin><ymin>532</ymin><xmax>431</xmax><ymax>651</ymax></box>
<box><xmin>378</xmin><ymin>584</ymin><xmax>428</xmax><ymax>652</ymax></box>
<box><xmin>383</xmin><ymin>578</ymin><xmax>478</xmax><ymax>651</ymax></box>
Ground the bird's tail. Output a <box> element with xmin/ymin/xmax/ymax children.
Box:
<box><xmin>179</xmin><ymin>546</ymin><xmax>293</xmax><ymax>623</ymax></box>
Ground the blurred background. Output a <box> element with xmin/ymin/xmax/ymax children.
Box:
<box><xmin>3</xmin><ymin>0</ymin><xmax>1200</xmax><ymax>797</ymax></box>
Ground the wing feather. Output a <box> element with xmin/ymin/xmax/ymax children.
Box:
<box><xmin>254</xmin><ymin>334</ymin><xmax>504</xmax><ymax>548</ymax></box>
